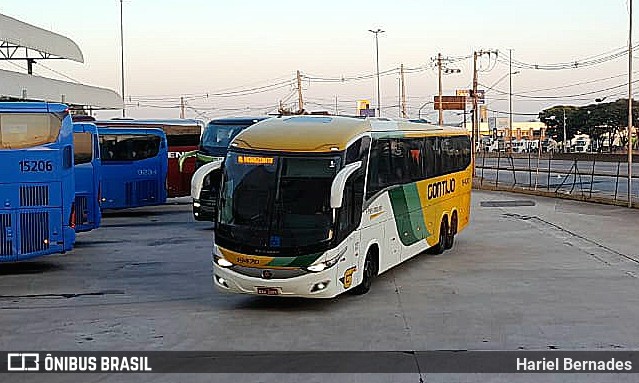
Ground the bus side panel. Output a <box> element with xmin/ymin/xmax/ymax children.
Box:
<box><xmin>360</xmin><ymin>193</ymin><xmax>398</xmax><ymax>275</ymax></box>
<box><xmin>415</xmin><ymin>167</ymin><xmax>473</xmax><ymax>248</ymax></box>
<box><xmin>74</xmin><ymin>162</ymin><xmax>101</xmax><ymax>232</ymax></box>
<box><xmin>167</xmin><ymin>144</ymin><xmax>197</xmax><ymax>197</ymax></box>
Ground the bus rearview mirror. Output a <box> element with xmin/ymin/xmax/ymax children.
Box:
<box><xmin>330</xmin><ymin>161</ymin><xmax>362</xmax><ymax>209</ymax></box>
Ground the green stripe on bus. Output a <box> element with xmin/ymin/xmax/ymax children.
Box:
<box><xmin>266</xmin><ymin>252</ymin><xmax>323</xmax><ymax>268</ymax></box>
<box><xmin>389</xmin><ymin>185</ymin><xmax>427</xmax><ymax>246</ymax></box>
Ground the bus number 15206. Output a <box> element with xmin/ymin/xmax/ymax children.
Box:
<box><xmin>19</xmin><ymin>160</ymin><xmax>53</xmax><ymax>173</ymax></box>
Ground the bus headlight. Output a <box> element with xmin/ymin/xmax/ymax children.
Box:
<box><xmin>305</xmin><ymin>249</ymin><xmax>344</xmax><ymax>273</ymax></box>
<box><xmin>214</xmin><ymin>255</ymin><xmax>233</xmax><ymax>268</ymax></box>
<box><xmin>193</xmin><ymin>201</ymin><xmax>201</xmax><ymax>208</ymax></box>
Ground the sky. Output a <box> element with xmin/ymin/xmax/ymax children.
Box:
<box><xmin>0</xmin><ymin>0</ymin><xmax>635</xmax><ymax>122</ymax></box>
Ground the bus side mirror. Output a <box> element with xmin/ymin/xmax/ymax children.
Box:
<box><xmin>330</xmin><ymin>161</ymin><xmax>362</xmax><ymax>209</ymax></box>
<box><xmin>191</xmin><ymin>159</ymin><xmax>224</xmax><ymax>200</ymax></box>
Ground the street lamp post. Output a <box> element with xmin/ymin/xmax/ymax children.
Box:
<box><xmin>368</xmin><ymin>28</ymin><xmax>384</xmax><ymax>117</ymax></box>
<box><xmin>120</xmin><ymin>0</ymin><xmax>126</xmax><ymax>118</ymax></box>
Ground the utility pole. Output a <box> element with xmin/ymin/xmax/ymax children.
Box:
<box><xmin>369</xmin><ymin>29</ymin><xmax>385</xmax><ymax>117</ymax></box>
<box><xmin>438</xmin><ymin>53</ymin><xmax>443</xmax><ymax>125</ymax></box>
<box><xmin>296</xmin><ymin>70</ymin><xmax>304</xmax><ymax>114</ymax></box>
<box><xmin>472</xmin><ymin>50</ymin><xmax>498</xmax><ymax>175</ymax></box>
<box><xmin>180</xmin><ymin>97</ymin><xmax>185</xmax><ymax>119</ymax></box>
<box><xmin>434</xmin><ymin>53</ymin><xmax>461</xmax><ymax>126</ymax></box>
<box><xmin>335</xmin><ymin>96</ymin><xmax>338</xmax><ymax>116</ymax></box>
<box><xmin>119</xmin><ymin>0</ymin><xmax>126</xmax><ymax>118</ymax></box>
<box><xmin>472</xmin><ymin>51</ymin><xmax>479</xmax><ymax>176</ymax></box>
<box><xmin>629</xmin><ymin>0</ymin><xmax>634</xmax><ymax>208</ymax></box>
<box><xmin>509</xmin><ymin>49</ymin><xmax>513</xmax><ymax>153</ymax></box>
<box><xmin>400</xmin><ymin>64</ymin><xmax>407</xmax><ymax>118</ymax></box>
<box><xmin>563</xmin><ymin>109</ymin><xmax>567</xmax><ymax>153</ymax></box>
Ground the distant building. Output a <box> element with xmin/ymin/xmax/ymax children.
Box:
<box><xmin>463</xmin><ymin>119</ymin><xmax>547</xmax><ymax>140</ymax></box>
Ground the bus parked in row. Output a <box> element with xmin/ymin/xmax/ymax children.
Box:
<box><xmin>95</xmin><ymin>119</ymin><xmax>202</xmax><ymax>198</ymax></box>
<box><xmin>186</xmin><ymin>117</ymin><xmax>268</xmax><ymax>221</ymax></box>
<box><xmin>210</xmin><ymin>116</ymin><xmax>472</xmax><ymax>298</ymax></box>
<box><xmin>97</xmin><ymin>126</ymin><xmax>168</xmax><ymax>210</ymax></box>
<box><xmin>73</xmin><ymin>123</ymin><xmax>102</xmax><ymax>232</ymax></box>
<box><xmin>0</xmin><ymin>102</ymin><xmax>76</xmax><ymax>262</ymax></box>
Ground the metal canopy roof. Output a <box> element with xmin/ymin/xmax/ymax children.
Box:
<box><xmin>0</xmin><ymin>69</ymin><xmax>123</xmax><ymax>109</ymax></box>
<box><xmin>0</xmin><ymin>13</ymin><xmax>84</xmax><ymax>62</ymax></box>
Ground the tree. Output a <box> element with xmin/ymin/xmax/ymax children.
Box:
<box><xmin>539</xmin><ymin>99</ymin><xmax>639</xmax><ymax>152</ymax></box>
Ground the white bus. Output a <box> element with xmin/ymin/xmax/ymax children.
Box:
<box><xmin>209</xmin><ymin>116</ymin><xmax>472</xmax><ymax>298</ymax></box>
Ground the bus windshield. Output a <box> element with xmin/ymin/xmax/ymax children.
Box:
<box><xmin>0</xmin><ymin>113</ymin><xmax>61</xmax><ymax>149</ymax></box>
<box><xmin>100</xmin><ymin>134</ymin><xmax>161</xmax><ymax>162</ymax></box>
<box><xmin>217</xmin><ymin>152</ymin><xmax>341</xmax><ymax>253</ymax></box>
<box><xmin>200</xmin><ymin>124</ymin><xmax>248</xmax><ymax>156</ymax></box>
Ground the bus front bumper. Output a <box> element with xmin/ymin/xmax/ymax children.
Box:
<box><xmin>192</xmin><ymin>198</ymin><xmax>216</xmax><ymax>221</ymax></box>
<box><xmin>213</xmin><ymin>264</ymin><xmax>340</xmax><ymax>299</ymax></box>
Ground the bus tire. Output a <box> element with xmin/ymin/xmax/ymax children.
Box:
<box><xmin>351</xmin><ymin>250</ymin><xmax>377</xmax><ymax>295</ymax></box>
<box><xmin>431</xmin><ymin>219</ymin><xmax>448</xmax><ymax>255</ymax></box>
<box><xmin>445</xmin><ymin>212</ymin><xmax>457</xmax><ymax>250</ymax></box>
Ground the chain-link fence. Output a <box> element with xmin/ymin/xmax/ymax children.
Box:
<box><xmin>475</xmin><ymin>151</ymin><xmax>639</xmax><ymax>207</ymax></box>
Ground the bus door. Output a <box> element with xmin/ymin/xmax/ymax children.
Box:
<box><xmin>73</xmin><ymin>123</ymin><xmax>102</xmax><ymax>232</ymax></box>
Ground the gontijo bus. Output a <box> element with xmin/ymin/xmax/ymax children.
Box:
<box><xmin>73</xmin><ymin>122</ymin><xmax>102</xmax><ymax>232</ymax></box>
<box><xmin>97</xmin><ymin>127</ymin><xmax>168</xmax><ymax>210</ymax></box>
<box><xmin>0</xmin><ymin>102</ymin><xmax>76</xmax><ymax>262</ymax></box>
<box><xmin>212</xmin><ymin>116</ymin><xmax>472</xmax><ymax>297</ymax></box>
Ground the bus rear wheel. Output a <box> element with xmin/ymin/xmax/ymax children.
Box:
<box><xmin>352</xmin><ymin>252</ymin><xmax>376</xmax><ymax>295</ymax></box>
<box><xmin>431</xmin><ymin>219</ymin><xmax>448</xmax><ymax>255</ymax></box>
<box><xmin>445</xmin><ymin>212</ymin><xmax>457</xmax><ymax>250</ymax></box>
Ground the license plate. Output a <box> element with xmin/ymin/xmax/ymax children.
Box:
<box><xmin>257</xmin><ymin>287</ymin><xmax>280</xmax><ymax>296</ymax></box>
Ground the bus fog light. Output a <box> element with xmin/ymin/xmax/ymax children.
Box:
<box><xmin>311</xmin><ymin>281</ymin><xmax>330</xmax><ymax>292</ymax></box>
<box><xmin>215</xmin><ymin>275</ymin><xmax>229</xmax><ymax>288</ymax></box>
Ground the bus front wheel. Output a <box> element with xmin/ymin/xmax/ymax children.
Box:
<box><xmin>352</xmin><ymin>251</ymin><xmax>377</xmax><ymax>295</ymax></box>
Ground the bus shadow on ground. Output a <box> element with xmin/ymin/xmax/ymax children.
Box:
<box><xmin>73</xmin><ymin>239</ymin><xmax>123</xmax><ymax>248</ymax></box>
<box><xmin>101</xmin><ymin>209</ymin><xmax>178</xmax><ymax>218</ymax></box>
<box><xmin>0</xmin><ymin>261</ymin><xmax>62</xmax><ymax>276</ymax></box>
<box><xmin>231</xmin><ymin>295</ymin><xmax>343</xmax><ymax>311</ymax></box>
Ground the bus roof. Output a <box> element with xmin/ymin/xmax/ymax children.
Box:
<box><xmin>96</xmin><ymin>126</ymin><xmax>167</xmax><ymax>137</ymax></box>
<box><xmin>0</xmin><ymin>101</ymin><xmax>68</xmax><ymax>113</ymax></box>
<box><xmin>208</xmin><ymin>116</ymin><xmax>270</xmax><ymax>125</ymax></box>
<box><xmin>95</xmin><ymin>119</ymin><xmax>202</xmax><ymax>136</ymax></box>
<box><xmin>95</xmin><ymin>118</ymin><xmax>202</xmax><ymax>127</ymax></box>
<box><xmin>231</xmin><ymin>115</ymin><xmax>468</xmax><ymax>153</ymax></box>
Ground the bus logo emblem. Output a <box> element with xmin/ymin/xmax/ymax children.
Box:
<box><xmin>261</xmin><ymin>270</ymin><xmax>274</xmax><ymax>280</ymax></box>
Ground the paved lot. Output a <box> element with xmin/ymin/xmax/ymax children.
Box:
<box><xmin>1</xmin><ymin>192</ymin><xmax>639</xmax><ymax>382</ymax></box>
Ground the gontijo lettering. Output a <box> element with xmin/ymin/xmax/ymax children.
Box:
<box><xmin>427</xmin><ymin>178</ymin><xmax>456</xmax><ymax>200</ymax></box>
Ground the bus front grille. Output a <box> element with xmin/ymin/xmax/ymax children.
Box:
<box><xmin>137</xmin><ymin>180</ymin><xmax>158</xmax><ymax>203</ymax></box>
<box><xmin>125</xmin><ymin>182</ymin><xmax>134</xmax><ymax>206</ymax></box>
<box><xmin>19</xmin><ymin>212</ymin><xmax>50</xmax><ymax>255</ymax></box>
<box><xmin>19</xmin><ymin>185</ymin><xmax>50</xmax><ymax>207</ymax></box>
<box><xmin>0</xmin><ymin>213</ymin><xmax>12</xmax><ymax>256</ymax></box>
<box><xmin>75</xmin><ymin>196</ymin><xmax>89</xmax><ymax>226</ymax></box>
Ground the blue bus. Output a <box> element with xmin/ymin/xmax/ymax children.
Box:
<box><xmin>73</xmin><ymin>123</ymin><xmax>102</xmax><ymax>232</ymax></box>
<box><xmin>97</xmin><ymin>127</ymin><xmax>168</xmax><ymax>209</ymax></box>
<box><xmin>187</xmin><ymin>117</ymin><xmax>268</xmax><ymax>221</ymax></box>
<box><xmin>0</xmin><ymin>102</ymin><xmax>76</xmax><ymax>262</ymax></box>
